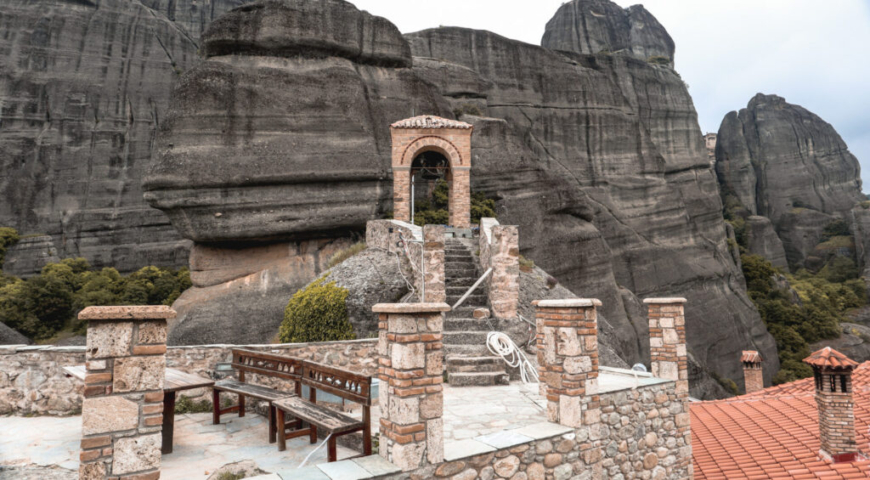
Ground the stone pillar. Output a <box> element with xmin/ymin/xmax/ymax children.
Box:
<box><xmin>423</xmin><ymin>225</ymin><xmax>446</xmax><ymax>303</ymax></box>
<box><xmin>741</xmin><ymin>350</ymin><xmax>764</xmax><ymax>394</ymax></box>
<box><xmin>449</xmin><ymin>168</ymin><xmax>471</xmax><ymax>229</ymax></box>
<box><xmin>78</xmin><ymin>306</ymin><xmax>174</xmax><ymax>480</ymax></box>
<box><xmin>393</xmin><ymin>168</ymin><xmax>411</xmax><ymax>223</ymax></box>
<box><xmin>535</xmin><ymin>299</ymin><xmax>601</xmax><ymax>429</ymax></box>
<box><xmin>489</xmin><ymin>225</ymin><xmax>519</xmax><ymax>319</ymax></box>
<box><xmin>374</xmin><ymin>303</ymin><xmax>449</xmax><ymax>471</ymax></box>
<box><xmin>805</xmin><ymin>347</ymin><xmax>859</xmax><ymax>462</ymax></box>
<box><xmin>645</xmin><ymin>298</ymin><xmax>689</xmax><ymax>399</ymax></box>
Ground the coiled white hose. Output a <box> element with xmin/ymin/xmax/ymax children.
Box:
<box><xmin>486</xmin><ymin>332</ymin><xmax>539</xmax><ymax>385</ymax></box>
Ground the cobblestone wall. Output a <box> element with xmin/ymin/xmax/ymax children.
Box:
<box><xmin>367</xmin><ymin>219</ymin><xmax>424</xmax><ymax>298</ymax></box>
<box><xmin>0</xmin><ymin>339</ymin><xmax>377</xmax><ymax>415</ymax></box>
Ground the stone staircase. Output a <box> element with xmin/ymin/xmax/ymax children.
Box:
<box><xmin>443</xmin><ymin>238</ymin><xmax>509</xmax><ymax>387</ymax></box>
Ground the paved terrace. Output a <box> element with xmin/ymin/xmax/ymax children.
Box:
<box><xmin>1</xmin><ymin>368</ymin><xmax>665</xmax><ymax>479</ymax></box>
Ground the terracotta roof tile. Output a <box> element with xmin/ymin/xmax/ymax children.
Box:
<box><xmin>741</xmin><ymin>350</ymin><xmax>763</xmax><ymax>364</ymax></box>
<box><xmin>691</xmin><ymin>362</ymin><xmax>870</xmax><ymax>479</ymax></box>
<box><xmin>390</xmin><ymin>115</ymin><xmax>473</xmax><ymax>130</ymax></box>
<box><xmin>804</xmin><ymin>347</ymin><xmax>859</xmax><ymax>370</ymax></box>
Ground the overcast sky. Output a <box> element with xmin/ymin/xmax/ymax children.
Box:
<box><xmin>352</xmin><ymin>0</ymin><xmax>870</xmax><ymax>190</ymax></box>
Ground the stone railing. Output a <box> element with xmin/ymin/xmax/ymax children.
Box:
<box><xmin>366</xmin><ymin>220</ymin><xmax>445</xmax><ymax>302</ymax></box>
<box><xmin>0</xmin><ymin>338</ymin><xmax>377</xmax><ymax>416</ymax></box>
<box><xmin>478</xmin><ymin>217</ymin><xmax>519</xmax><ymax>318</ymax></box>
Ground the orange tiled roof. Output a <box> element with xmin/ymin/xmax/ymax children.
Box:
<box><xmin>740</xmin><ymin>350</ymin><xmax>762</xmax><ymax>364</ymax></box>
<box><xmin>390</xmin><ymin>115</ymin><xmax>473</xmax><ymax>130</ymax></box>
<box><xmin>804</xmin><ymin>346</ymin><xmax>860</xmax><ymax>370</ymax></box>
<box><xmin>691</xmin><ymin>362</ymin><xmax>870</xmax><ymax>479</ymax></box>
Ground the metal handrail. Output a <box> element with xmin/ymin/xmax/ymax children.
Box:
<box><xmin>452</xmin><ymin>268</ymin><xmax>492</xmax><ymax>310</ymax></box>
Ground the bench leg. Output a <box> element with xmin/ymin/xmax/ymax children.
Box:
<box><xmin>276</xmin><ymin>408</ymin><xmax>286</xmax><ymax>452</ymax></box>
<box><xmin>162</xmin><ymin>391</ymin><xmax>176</xmax><ymax>455</ymax></box>
<box><xmin>310</xmin><ymin>421</ymin><xmax>317</xmax><ymax>444</ymax></box>
<box><xmin>238</xmin><ymin>393</ymin><xmax>245</xmax><ymax>417</ymax></box>
<box><xmin>212</xmin><ymin>389</ymin><xmax>220</xmax><ymax>425</ymax></box>
<box><xmin>268</xmin><ymin>404</ymin><xmax>276</xmax><ymax>444</ymax></box>
<box><xmin>363</xmin><ymin>407</ymin><xmax>372</xmax><ymax>456</ymax></box>
<box><xmin>328</xmin><ymin>435</ymin><xmax>337</xmax><ymax>462</ymax></box>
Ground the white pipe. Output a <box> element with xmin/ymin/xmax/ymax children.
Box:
<box><xmin>411</xmin><ymin>175</ymin><xmax>415</xmax><ymax>225</ymax></box>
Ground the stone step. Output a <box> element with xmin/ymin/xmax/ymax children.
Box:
<box><xmin>447</xmin><ymin>285</ymin><xmax>482</xmax><ymax>295</ymax></box>
<box><xmin>445</xmin><ymin>267</ymin><xmax>477</xmax><ymax>275</ymax></box>
<box><xmin>444</xmin><ymin>344</ymin><xmax>491</xmax><ymax>357</ymax></box>
<box><xmin>446</xmin><ymin>276</ymin><xmax>476</xmax><ymax>285</ymax></box>
<box><xmin>443</xmin><ymin>331</ymin><xmax>488</xmax><ymax>345</ymax></box>
<box><xmin>448</xmin><ymin>372</ymin><xmax>510</xmax><ymax>387</ymax></box>
<box><xmin>446</xmin><ymin>356</ymin><xmax>505</xmax><ymax>373</ymax></box>
<box><xmin>447</xmin><ymin>294</ymin><xmax>486</xmax><ymax>306</ymax></box>
<box><xmin>445</xmin><ymin>318</ymin><xmax>493</xmax><ymax>332</ymax></box>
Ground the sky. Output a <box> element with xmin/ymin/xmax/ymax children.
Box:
<box><xmin>351</xmin><ymin>0</ymin><xmax>870</xmax><ymax>189</ymax></box>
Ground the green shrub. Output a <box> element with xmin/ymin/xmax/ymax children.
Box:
<box><xmin>821</xmin><ymin>219</ymin><xmax>852</xmax><ymax>241</ymax></box>
<box><xmin>413</xmin><ymin>180</ymin><xmax>497</xmax><ymax>227</ymax></box>
<box><xmin>710</xmin><ymin>372</ymin><xmax>739</xmax><ymax>395</ymax></box>
<box><xmin>519</xmin><ymin>255</ymin><xmax>535</xmax><ymax>272</ymax></box>
<box><xmin>452</xmin><ymin>103</ymin><xmax>483</xmax><ymax>117</ymax></box>
<box><xmin>0</xmin><ymin>258</ymin><xmax>191</xmax><ymax>341</ymax></box>
<box><xmin>279</xmin><ymin>278</ymin><xmax>355</xmax><ymax>343</ymax></box>
<box><xmin>647</xmin><ymin>56</ymin><xmax>670</xmax><ymax>65</ymax></box>
<box><xmin>0</xmin><ymin>227</ymin><xmax>20</xmax><ymax>266</ymax></box>
<box><xmin>328</xmin><ymin>242</ymin><xmax>367</xmax><ymax>269</ymax></box>
<box><xmin>175</xmin><ymin>395</ymin><xmax>213</xmax><ymax>414</ymax></box>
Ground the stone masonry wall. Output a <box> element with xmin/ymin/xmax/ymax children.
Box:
<box><xmin>367</xmin><ymin>219</ymin><xmax>425</xmax><ymax>299</ymax></box>
<box><xmin>0</xmin><ymin>339</ymin><xmax>377</xmax><ymax>416</ymax></box>
<box><xmin>423</xmin><ymin>225</ymin><xmax>446</xmax><ymax>303</ymax></box>
<box><xmin>479</xmin><ymin>218</ymin><xmax>520</xmax><ymax>319</ymax></box>
<box><xmin>381</xmin><ymin>380</ymin><xmax>690</xmax><ymax>480</ymax></box>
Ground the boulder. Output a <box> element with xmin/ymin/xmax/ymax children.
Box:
<box><xmin>0</xmin><ymin>322</ymin><xmax>30</xmax><ymax>345</ymax></box>
<box><xmin>715</xmin><ymin>94</ymin><xmax>864</xmax><ymax>267</ymax></box>
<box><xmin>744</xmin><ymin>216</ymin><xmax>789</xmax><ymax>271</ymax></box>
<box><xmin>541</xmin><ymin>0</ymin><xmax>675</xmax><ymax>66</ymax></box>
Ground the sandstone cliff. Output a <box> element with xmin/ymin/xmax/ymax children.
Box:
<box><xmin>0</xmin><ymin>0</ymin><xmax>228</xmax><ymax>274</ymax></box>
<box><xmin>716</xmin><ymin>94</ymin><xmax>864</xmax><ymax>268</ymax></box>
<box><xmin>144</xmin><ymin>0</ymin><xmax>778</xmax><ymax>396</ymax></box>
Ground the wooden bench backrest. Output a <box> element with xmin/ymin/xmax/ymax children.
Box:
<box><xmin>232</xmin><ymin>349</ymin><xmax>303</xmax><ymax>383</ymax></box>
<box><xmin>301</xmin><ymin>360</ymin><xmax>373</xmax><ymax>406</ymax></box>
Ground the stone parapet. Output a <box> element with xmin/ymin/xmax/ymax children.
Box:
<box><xmin>645</xmin><ymin>298</ymin><xmax>689</xmax><ymax>398</ymax></box>
<box><xmin>423</xmin><ymin>225</ymin><xmax>446</xmax><ymax>303</ymax></box>
<box><xmin>479</xmin><ymin>218</ymin><xmax>520</xmax><ymax>319</ymax></box>
<box><xmin>78</xmin><ymin>305</ymin><xmax>174</xmax><ymax>480</ymax></box>
<box><xmin>375</xmin><ymin>303</ymin><xmax>447</xmax><ymax>471</ymax></box>
<box><xmin>535</xmin><ymin>299</ymin><xmax>601</xmax><ymax>429</ymax></box>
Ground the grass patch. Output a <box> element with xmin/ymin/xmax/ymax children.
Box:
<box><xmin>519</xmin><ymin>255</ymin><xmax>535</xmax><ymax>273</ymax></box>
<box><xmin>327</xmin><ymin>242</ymin><xmax>367</xmax><ymax>269</ymax></box>
<box><xmin>175</xmin><ymin>395</ymin><xmax>213</xmax><ymax>414</ymax></box>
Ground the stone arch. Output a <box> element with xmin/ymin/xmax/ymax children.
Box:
<box><xmin>390</xmin><ymin>116</ymin><xmax>474</xmax><ymax>229</ymax></box>
<box><xmin>399</xmin><ymin>136</ymin><xmax>465</xmax><ymax>169</ymax></box>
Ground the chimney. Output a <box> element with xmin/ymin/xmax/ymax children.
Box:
<box><xmin>741</xmin><ymin>350</ymin><xmax>764</xmax><ymax>394</ymax></box>
<box><xmin>804</xmin><ymin>347</ymin><xmax>860</xmax><ymax>463</ymax></box>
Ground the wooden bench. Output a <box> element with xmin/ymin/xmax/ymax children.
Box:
<box><xmin>273</xmin><ymin>360</ymin><xmax>373</xmax><ymax>462</ymax></box>
<box><xmin>212</xmin><ymin>349</ymin><xmax>302</xmax><ymax>443</ymax></box>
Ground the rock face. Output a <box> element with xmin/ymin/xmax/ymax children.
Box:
<box><xmin>0</xmin><ymin>321</ymin><xmax>30</xmax><ymax>345</ymax></box>
<box><xmin>0</xmin><ymin>0</ymin><xmax>209</xmax><ymax>274</ymax></box>
<box><xmin>2</xmin><ymin>235</ymin><xmax>60</xmax><ymax>278</ymax></box>
<box><xmin>140</xmin><ymin>0</ymin><xmax>247</xmax><ymax>45</ymax></box>
<box><xmin>541</xmin><ymin>0</ymin><xmax>675</xmax><ymax>66</ymax></box>
<box><xmin>716</xmin><ymin>94</ymin><xmax>864</xmax><ymax>267</ymax></box>
<box><xmin>744</xmin><ymin>216</ymin><xmax>789</xmax><ymax>271</ymax></box>
<box><xmin>145</xmin><ymin>0</ymin><xmax>779</xmax><ymax>395</ymax></box>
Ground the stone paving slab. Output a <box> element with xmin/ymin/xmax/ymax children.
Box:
<box><xmin>351</xmin><ymin>455</ymin><xmax>402</xmax><ymax>476</ymax></box>
<box><xmin>443</xmin><ymin>439</ymin><xmax>497</xmax><ymax>461</ymax></box>
<box><xmin>317</xmin><ymin>459</ymin><xmax>373</xmax><ymax>480</ymax></box>
<box><xmin>474</xmin><ymin>430</ymin><xmax>535</xmax><ymax>449</ymax></box>
<box><xmin>511</xmin><ymin>421</ymin><xmax>574</xmax><ymax>440</ymax></box>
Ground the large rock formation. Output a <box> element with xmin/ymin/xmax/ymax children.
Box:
<box><xmin>541</xmin><ymin>0</ymin><xmax>675</xmax><ymax>66</ymax></box>
<box><xmin>145</xmin><ymin>0</ymin><xmax>778</xmax><ymax>395</ymax></box>
<box><xmin>0</xmin><ymin>0</ymin><xmax>236</xmax><ymax>275</ymax></box>
<box><xmin>744</xmin><ymin>216</ymin><xmax>789</xmax><ymax>271</ymax></box>
<box><xmin>716</xmin><ymin>94</ymin><xmax>864</xmax><ymax>267</ymax></box>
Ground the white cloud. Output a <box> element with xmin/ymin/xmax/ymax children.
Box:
<box><xmin>351</xmin><ymin>0</ymin><xmax>870</xmax><ymax>188</ymax></box>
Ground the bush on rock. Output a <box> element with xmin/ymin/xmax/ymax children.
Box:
<box><xmin>279</xmin><ymin>278</ymin><xmax>355</xmax><ymax>343</ymax></box>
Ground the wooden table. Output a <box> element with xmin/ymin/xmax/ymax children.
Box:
<box><xmin>63</xmin><ymin>365</ymin><xmax>215</xmax><ymax>454</ymax></box>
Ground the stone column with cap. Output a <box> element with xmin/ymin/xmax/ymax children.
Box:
<box><xmin>645</xmin><ymin>298</ymin><xmax>689</xmax><ymax>398</ymax></box>
<box><xmin>741</xmin><ymin>350</ymin><xmax>764</xmax><ymax>394</ymax></box>
<box><xmin>804</xmin><ymin>347</ymin><xmax>860</xmax><ymax>463</ymax></box>
<box><xmin>535</xmin><ymin>299</ymin><xmax>601</xmax><ymax>430</ymax></box>
<box><xmin>78</xmin><ymin>305</ymin><xmax>174</xmax><ymax>480</ymax></box>
<box><xmin>488</xmin><ymin>225</ymin><xmax>519</xmax><ymax>319</ymax></box>
<box><xmin>422</xmin><ymin>225</ymin><xmax>446</xmax><ymax>303</ymax></box>
<box><xmin>374</xmin><ymin>303</ymin><xmax>449</xmax><ymax>471</ymax></box>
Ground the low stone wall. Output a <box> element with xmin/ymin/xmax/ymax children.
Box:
<box><xmin>385</xmin><ymin>380</ymin><xmax>691</xmax><ymax>480</ymax></box>
<box><xmin>0</xmin><ymin>339</ymin><xmax>377</xmax><ymax>416</ymax></box>
<box><xmin>367</xmin><ymin>219</ymin><xmax>424</xmax><ymax>298</ymax></box>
